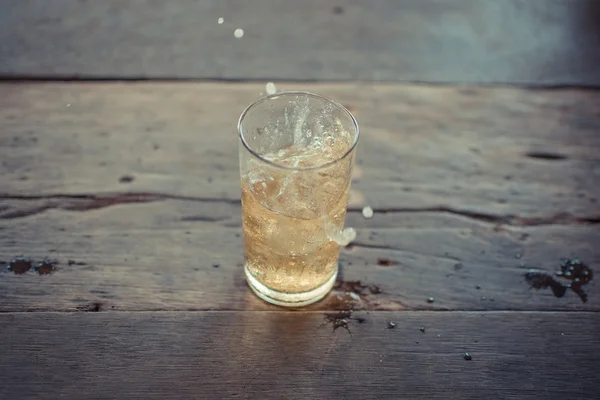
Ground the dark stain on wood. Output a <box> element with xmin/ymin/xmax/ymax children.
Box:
<box><xmin>180</xmin><ymin>215</ymin><xmax>226</xmax><ymax>222</ymax></box>
<box><xmin>76</xmin><ymin>302</ymin><xmax>103</xmax><ymax>312</ymax></box>
<box><xmin>334</xmin><ymin>280</ymin><xmax>382</xmax><ymax>296</ymax></box>
<box><xmin>119</xmin><ymin>175</ymin><xmax>135</xmax><ymax>183</ymax></box>
<box><xmin>525</xmin><ymin>151</ymin><xmax>568</xmax><ymax>161</ymax></box>
<box><xmin>377</xmin><ymin>258</ymin><xmax>399</xmax><ymax>266</ymax></box>
<box><xmin>555</xmin><ymin>258</ymin><xmax>593</xmax><ymax>303</ymax></box>
<box><xmin>525</xmin><ymin>258</ymin><xmax>593</xmax><ymax>303</ymax></box>
<box><xmin>7</xmin><ymin>257</ymin><xmax>32</xmax><ymax>274</ymax></box>
<box><xmin>322</xmin><ymin>278</ymin><xmax>377</xmax><ymax>331</ymax></box>
<box><xmin>322</xmin><ymin>310</ymin><xmax>365</xmax><ymax>334</ymax></box>
<box><xmin>35</xmin><ymin>259</ymin><xmax>57</xmax><ymax>275</ymax></box>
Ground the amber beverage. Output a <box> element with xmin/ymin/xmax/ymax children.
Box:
<box><xmin>238</xmin><ymin>92</ymin><xmax>359</xmax><ymax>307</ymax></box>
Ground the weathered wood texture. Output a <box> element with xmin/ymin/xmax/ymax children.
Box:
<box><xmin>0</xmin><ymin>83</ymin><xmax>598</xmax><ymax>312</ymax></box>
<box><xmin>1</xmin><ymin>312</ymin><xmax>598</xmax><ymax>400</ymax></box>
<box><xmin>1</xmin><ymin>0</ymin><xmax>600</xmax><ymax>85</ymax></box>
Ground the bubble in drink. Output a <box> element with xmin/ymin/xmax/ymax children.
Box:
<box><xmin>242</xmin><ymin>138</ymin><xmax>353</xmax><ymax>294</ymax></box>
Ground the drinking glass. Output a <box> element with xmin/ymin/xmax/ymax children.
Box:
<box><xmin>238</xmin><ymin>91</ymin><xmax>359</xmax><ymax>307</ymax></box>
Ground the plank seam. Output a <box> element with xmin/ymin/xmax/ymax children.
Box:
<box><xmin>1</xmin><ymin>76</ymin><xmax>600</xmax><ymax>90</ymax></box>
<box><xmin>2</xmin><ymin>193</ymin><xmax>598</xmax><ymax>226</ymax></box>
<box><xmin>0</xmin><ymin>309</ymin><xmax>598</xmax><ymax>314</ymax></box>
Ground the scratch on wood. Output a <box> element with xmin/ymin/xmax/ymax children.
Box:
<box><xmin>0</xmin><ymin>193</ymin><xmax>241</xmax><ymax>219</ymax></box>
<box><xmin>525</xmin><ymin>151</ymin><xmax>568</xmax><ymax>161</ymax></box>
<box><xmin>180</xmin><ymin>215</ymin><xmax>229</xmax><ymax>222</ymax></box>
<box><xmin>347</xmin><ymin>207</ymin><xmax>600</xmax><ymax>227</ymax></box>
<box><xmin>1</xmin><ymin>194</ymin><xmax>598</xmax><ymax>227</ymax></box>
<box><xmin>76</xmin><ymin>302</ymin><xmax>103</xmax><ymax>312</ymax></box>
<box><xmin>348</xmin><ymin>242</ymin><xmax>462</xmax><ymax>262</ymax></box>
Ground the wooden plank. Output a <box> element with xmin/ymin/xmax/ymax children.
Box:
<box><xmin>0</xmin><ymin>311</ymin><xmax>598</xmax><ymax>399</ymax></box>
<box><xmin>0</xmin><ymin>82</ymin><xmax>598</xmax><ymax>312</ymax></box>
<box><xmin>1</xmin><ymin>0</ymin><xmax>600</xmax><ymax>85</ymax></box>
<box><xmin>0</xmin><ymin>199</ymin><xmax>598</xmax><ymax>312</ymax></box>
<box><xmin>0</xmin><ymin>83</ymin><xmax>598</xmax><ymax>216</ymax></box>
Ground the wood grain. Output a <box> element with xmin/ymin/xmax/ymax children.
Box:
<box><xmin>1</xmin><ymin>0</ymin><xmax>600</xmax><ymax>85</ymax></box>
<box><xmin>0</xmin><ymin>82</ymin><xmax>598</xmax><ymax>312</ymax></box>
<box><xmin>0</xmin><ymin>311</ymin><xmax>598</xmax><ymax>399</ymax></box>
<box><xmin>0</xmin><ymin>198</ymin><xmax>598</xmax><ymax>312</ymax></box>
<box><xmin>0</xmin><ymin>83</ymin><xmax>598</xmax><ymax>216</ymax></box>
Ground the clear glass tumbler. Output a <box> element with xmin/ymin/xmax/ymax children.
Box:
<box><xmin>238</xmin><ymin>91</ymin><xmax>359</xmax><ymax>307</ymax></box>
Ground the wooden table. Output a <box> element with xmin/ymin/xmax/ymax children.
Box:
<box><xmin>1</xmin><ymin>2</ymin><xmax>599</xmax><ymax>399</ymax></box>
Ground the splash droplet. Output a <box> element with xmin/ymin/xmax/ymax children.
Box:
<box><xmin>329</xmin><ymin>227</ymin><xmax>356</xmax><ymax>247</ymax></box>
<box><xmin>265</xmin><ymin>82</ymin><xmax>277</xmax><ymax>95</ymax></box>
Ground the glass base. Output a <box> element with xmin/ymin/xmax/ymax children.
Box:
<box><xmin>245</xmin><ymin>264</ymin><xmax>337</xmax><ymax>307</ymax></box>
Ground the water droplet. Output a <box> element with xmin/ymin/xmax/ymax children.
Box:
<box><xmin>463</xmin><ymin>352</ymin><xmax>472</xmax><ymax>361</ymax></box>
<box><xmin>217</xmin><ymin>17</ymin><xmax>224</xmax><ymax>24</ymax></box>
<box><xmin>347</xmin><ymin>292</ymin><xmax>360</xmax><ymax>301</ymax></box>
<box><xmin>427</xmin><ymin>297</ymin><xmax>435</xmax><ymax>303</ymax></box>
<box><xmin>234</xmin><ymin>28</ymin><xmax>244</xmax><ymax>38</ymax></box>
<box><xmin>387</xmin><ymin>321</ymin><xmax>397</xmax><ymax>329</ymax></box>
<box><xmin>419</xmin><ymin>326</ymin><xmax>425</xmax><ymax>333</ymax></box>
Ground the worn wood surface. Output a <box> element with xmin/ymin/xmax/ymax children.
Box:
<box><xmin>0</xmin><ymin>82</ymin><xmax>598</xmax><ymax>312</ymax></box>
<box><xmin>1</xmin><ymin>0</ymin><xmax>600</xmax><ymax>85</ymax></box>
<box><xmin>1</xmin><ymin>312</ymin><xmax>598</xmax><ymax>400</ymax></box>
<box><xmin>1</xmin><ymin>83</ymin><xmax>598</xmax><ymax>214</ymax></box>
<box><xmin>0</xmin><ymin>198</ymin><xmax>599</xmax><ymax>312</ymax></box>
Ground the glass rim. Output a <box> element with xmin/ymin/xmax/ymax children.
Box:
<box><xmin>237</xmin><ymin>91</ymin><xmax>360</xmax><ymax>171</ymax></box>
